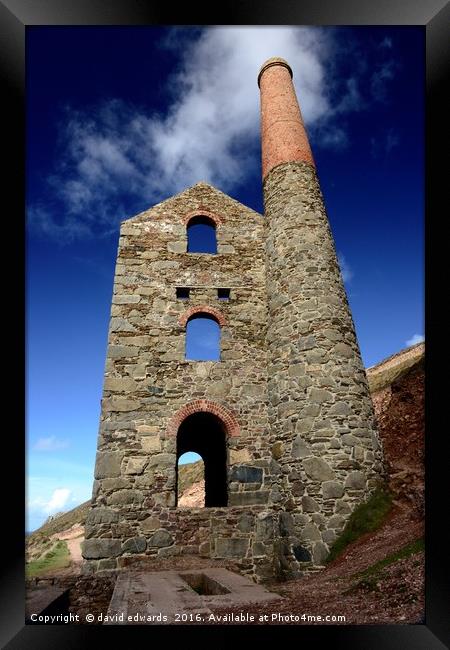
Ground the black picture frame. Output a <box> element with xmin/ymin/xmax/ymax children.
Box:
<box><xmin>3</xmin><ymin>0</ymin><xmax>448</xmax><ymax>647</ymax></box>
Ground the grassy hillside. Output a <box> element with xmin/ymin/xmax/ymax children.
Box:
<box><xmin>326</xmin><ymin>486</ymin><xmax>393</xmax><ymax>563</ymax></box>
<box><xmin>366</xmin><ymin>342</ymin><xmax>424</xmax><ymax>393</ymax></box>
<box><xmin>177</xmin><ymin>460</ymin><xmax>204</xmax><ymax>495</ymax></box>
<box><xmin>28</xmin><ymin>500</ymin><xmax>90</xmax><ymax>543</ymax></box>
<box><xmin>26</xmin><ymin>540</ymin><xmax>71</xmax><ymax>578</ymax></box>
<box><xmin>27</xmin><ymin>466</ymin><xmax>205</xmax><ymax>542</ymax></box>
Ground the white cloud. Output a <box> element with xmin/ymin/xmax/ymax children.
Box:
<box><xmin>370</xmin><ymin>127</ymin><xmax>400</xmax><ymax>158</ymax></box>
<box><xmin>33</xmin><ymin>436</ymin><xmax>70</xmax><ymax>451</ymax></box>
<box><xmin>29</xmin><ymin>27</ymin><xmax>389</xmax><ymax>241</ymax></box>
<box><xmin>334</xmin><ymin>77</ymin><xmax>364</xmax><ymax>114</ymax></box>
<box><xmin>338</xmin><ymin>252</ymin><xmax>354</xmax><ymax>283</ymax></box>
<box><xmin>405</xmin><ymin>333</ymin><xmax>424</xmax><ymax>347</ymax></box>
<box><xmin>70</xmin><ymin>28</ymin><xmax>333</xmax><ymax>198</ymax></box>
<box><xmin>26</xmin><ymin>476</ymin><xmax>92</xmax><ymax>531</ymax></box>
<box><xmin>379</xmin><ymin>36</ymin><xmax>393</xmax><ymax>49</ymax></box>
<box><xmin>27</xmin><ymin>205</ymin><xmax>92</xmax><ymax>242</ymax></box>
<box><xmin>385</xmin><ymin>128</ymin><xmax>400</xmax><ymax>153</ymax></box>
<box><xmin>371</xmin><ymin>60</ymin><xmax>397</xmax><ymax>101</ymax></box>
<box><xmin>314</xmin><ymin>126</ymin><xmax>349</xmax><ymax>150</ymax></box>
<box><xmin>43</xmin><ymin>488</ymin><xmax>72</xmax><ymax>514</ymax></box>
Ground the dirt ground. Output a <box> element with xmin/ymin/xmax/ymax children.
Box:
<box><xmin>208</xmin><ymin>505</ymin><xmax>424</xmax><ymax>625</ymax></box>
<box><xmin>47</xmin><ymin>524</ymin><xmax>84</xmax><ymax>576</ymax></box>
<box><xmin>178</xmin><ymin>480</ymin><xmax>205</xmax><ymax>507</ymax></box>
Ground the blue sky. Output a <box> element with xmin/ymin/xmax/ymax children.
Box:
<box><xmin>26</xmin><ymin>26</ymin><xmax>424</xmax><ymax>531</ymax></box>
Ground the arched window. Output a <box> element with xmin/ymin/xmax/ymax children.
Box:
<box><xmin>185</xmin><ymin>314</ymin><xmax>220</xmax><ymax>361</ymax></box>
<box><xmin>187</xmin><ymin>216</ymin><xmax>217</xmax><ymax>254</ymax></box>
<box><xmin>176</xmin><ymin>413</ymin><xmax>227</xmax><ymax>507</ymax></box>
<box><xmin>176</xmin><ymin>452</ymin><xmax>205</xmax><ymax>508</ymax></box>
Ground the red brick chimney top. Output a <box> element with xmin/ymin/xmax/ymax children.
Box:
<box><xmin>257</xmin><ymin>57</ymin><xmax>293</xmax><ymax>87</ymax></box>
<box><xmin>258</xmin><ymin>57</ymin><xmax>315</xmax><ymax>179</ymax></box>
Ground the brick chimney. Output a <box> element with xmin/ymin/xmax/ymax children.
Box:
<box><xmin>258</xmin><ymin>57</ymin><xmax>315</xmax><ymax>179</ymax></box>
<box><xmin>259</xmin><ymin>56</ymin><xmax>384</xmax><ymax>577</ymax></box>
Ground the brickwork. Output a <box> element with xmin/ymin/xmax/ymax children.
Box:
<box><xmin>178</xmin><ymin>305</ymin><xmax>226</xmax><ymax>327</ymax></box>
<box><xmin>183</xmin><ymin>209</ymin><xmax>223</xmax><ymax>225</ymax></box>
<box><xmin>166</xmin><ymin>400</ymin><xmax>240</xmax><ymax>438</ymax></box>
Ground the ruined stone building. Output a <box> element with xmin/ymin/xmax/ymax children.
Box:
<box><xmin>83</xmin><ymin>57</ymin><xmax>384</xmax><ymax>582</ymax></box>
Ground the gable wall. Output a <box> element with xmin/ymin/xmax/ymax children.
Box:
<box><xmin>83</xmin><ymin>184</ymin><xmax>279</xmax><ymax>580</ymax></box>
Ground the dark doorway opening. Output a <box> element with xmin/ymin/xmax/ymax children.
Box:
<box><xmin>176</xmin><ymin>412</ymin><xmax>228</xmax><ymax>507</ymax></box>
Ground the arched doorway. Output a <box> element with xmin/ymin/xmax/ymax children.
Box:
<box><xmin>176</xmin><ymin>412</ymin><xmax>228</xmax><ymax>507</ymax></box>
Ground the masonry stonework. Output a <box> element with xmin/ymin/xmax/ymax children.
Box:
<box><xmin>83</xmin><ymin>57</ymin><xmax>384</xmax><ymax>583</ymax></box>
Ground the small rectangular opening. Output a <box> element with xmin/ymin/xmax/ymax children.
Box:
<box><xmin>217</xmin><ymin>288</ymin><xmax>230</xmax><ymax>301</ymax></box>
<box><xmin>176</xmin><ymin>287</ymin><xmax>190</xmax><ymax>300</ymax></box>
<box><xmin>180</xmin><ymin>573</ymin><xmax>230</xmax><ymax>595</ymax></box>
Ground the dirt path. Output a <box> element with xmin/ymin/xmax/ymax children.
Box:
<box><xmin>178</xmin><ymin>480</ymin><xmax>205</xmax><ymax>507</ymax></box>
<box><xmin>51</xmin><ymin>524</ymin><xmax>84</xmax><ymax>567</ymax></box>
<box><xmin>66</xmin><ymin>535</ymin><xmax>84</xmax><ymax>564</ymax></box>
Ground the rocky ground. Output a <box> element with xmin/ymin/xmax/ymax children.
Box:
<box><xmin>208</xmin><ymin>506</ymin><xmax>424</xmax><ymax>624</ymax></box>
<box><xmin>178</xmin><ymin>479</ymin><xmax>206</xmax><ymax>507</ymax></box>
<box><xmin>370</xmin><ymin>346</ymin><xmax>424</xmax><ymax>518</ymax></box>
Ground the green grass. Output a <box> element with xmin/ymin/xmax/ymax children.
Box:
<box><xmin>326</xmin><ymin>486</ymin><xmax>393</xmax><ymax>564</ymax></box>
<box><xmin>345</xmin><ymin>538</ymin><xmax>424</xmax><ymax>594</ymax></box>
<box><xmin>358</xmin><ymin>538</ymin><xmax>424</xmax><ymax>579</ymax></box>
<box><xmin>26</xmin><ymin>540</ymin><xmax>71</xmax><ymax>578</ymax></box>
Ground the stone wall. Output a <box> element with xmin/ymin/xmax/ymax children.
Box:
<box><xmin>83</xmin><ymin>170</ymin><xmax>384</xmax><ymax>582</ymax></box>
<box><xmin>69</xmin><ymin>575</ymin><xmax>117</xmax><ymax>622</ymax></box>
<box><xmin>263</xmin><ymin>161</ymin><xmax>385</xmax><ymax>575</ymax></box>
<box><xmin>83</xmin><ymin>182</ymin><xmax>278</xmax><ymax>581</ymax></box>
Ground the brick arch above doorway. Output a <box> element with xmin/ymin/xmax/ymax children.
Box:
<box><xmin>166</xmin><ymin>399</ymin><xmax>240</xmax><ymax>437</ymax></box>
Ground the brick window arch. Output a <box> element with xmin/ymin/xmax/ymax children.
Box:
<box><xmin>186</xmin><ymin>214</ymin><xmax>217</xmax><ymax>254</ymax></box>
<box><xmin>178</xmin><ymin>305</ymin><xmax>226</xmax><ymax>328</ymax></box>
<box><xmin>167</xmin><ymin>399</ymin><xmax>240</xmax><ymax>437</ymax></box>
<box><xmin>183</xmin><ymin>209</ymin><xmax>223</xmax><ymax>226</ymax></box>
<box><xmin>184</xmin><ymin>209</ymin><xmax>222</xmax><ymax>255</ymax></box>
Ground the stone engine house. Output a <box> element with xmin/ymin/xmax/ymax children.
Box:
<box><xmin>83</xmin><ymin>58</ymin><xmax>384</xmax><ymax>582</ymax></box>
